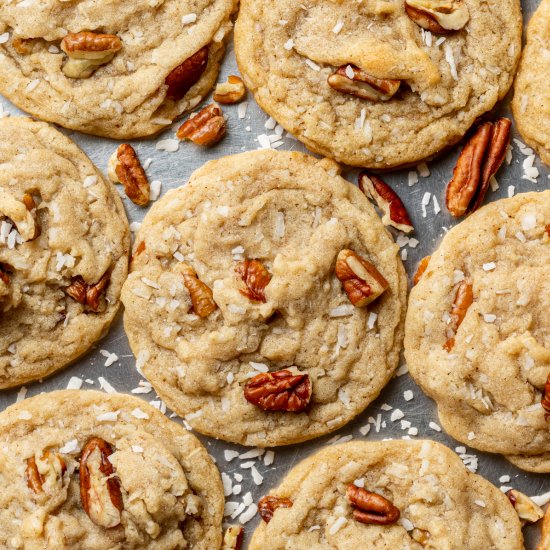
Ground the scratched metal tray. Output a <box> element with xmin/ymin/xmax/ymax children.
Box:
<box><xmin>1</xmin><ymin>1</ymin><xmax>549</xmax><ymax>546</ymax></box>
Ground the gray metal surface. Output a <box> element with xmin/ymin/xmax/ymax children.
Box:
<box><xmin>0</xmin><ymin>2</ymin><xmax>549</xmax><ymax>546</ymax></box>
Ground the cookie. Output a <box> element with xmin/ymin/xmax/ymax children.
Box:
<box><xmin>234</xmin><ymin>0</ymin><xmax>522</xmax><ymax>170</ymax></box>
<box><xmin>0</xmin><ymin>117</ymin><xmax>129</xmax><ymax>388</ymax></box>
<box><xmin>405</xmin><ymin>192</ymin><xmax>550</xmax><ymax>471</ymax></box>
<box><xmin>249</xmin><ymin>440</ymin><xmax>523</xmax><ymax>549</ymax></box>
<box><xmin>0</xmin><ymin>0</ymin><xmax>236</xmax><ymax>138</ymax></box>
<box><xmin>0</xmin><ymin>390</ymin><xmax>224</xmax><ymax>548</ymax></box>
<box><xmin>122</xmin><ymin>150</ymin><xmax>407</xmax><ymax>446</ymax></box>
<box><xmin>512</xmin><ymin>0</ymin><xmax>550</xmax><ymax>166</ymax></box>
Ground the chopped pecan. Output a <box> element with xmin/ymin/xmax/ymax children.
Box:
<box><xmin>541</xmin><ymin>373</ymin><xmax>550</xmax><ymax>420</ymax></box>
<box><xmin>405</xmin><ymin>0</ymin><xmax>469</xmax><ymax>34</ymax></box>
<box><xmin>446</xmin><ymin>119</ymin><xmax>512</xmax><ymax>217</ymax></box>
<box><xmin>359</xmin><ymin>171</ymin><xmax>414</xmax><ymax>233</ymax></box>
<box><xmin>213</xmin><ymin>75</ymin><xmax>246</xmax><ymax>104</ymax></box>
<box><xmin>413</xmin><ymin>256</ymin><xmax>431</xmax><ymax>285</ymax></box>
<box><xmin>244</xmin><ymin>369</ymin><xmax>312</xmax><ymax>413</ymax></box>
<box><xmin>335</xmin><ymin>249</ymin><xmax>389</xmax><ymax>308</ymax></box>
<box><xmin>443</xmin><ymin>279</ymin><xmax>473</xmax><ymax>351</ymax></box>
<box><xmin>235</xmin><ymin>259</ymin><xmax>271</xmax><ymax>303</ymax></box>
<box><xmin>0</xmin><ymin>190</ymin><xmax>38</xmax><ymax>242</ymax></box>
<box><xmin>80</xmin><ymin>437</ymin><xmax>123</xmax><ymax>529</ymax></box>
<box><xmin>165</xmin><ymin>46</ymin><xmax>209</xmax><ymax>101</ymax></box>
<box><xmin>26</xmin><ymin>451</ymin><xmax>67</xmax><ymax>494</ymax></box>
<box><xmin>328</xmin><ymin>65</ymin><xmax>400</xmax><ymax>101</ymax></box>
<box><xmin>66</xmin><ymin>272</ymin><xmax>110</xmax><ymax>312</ymax></box>
<box><xmin>0</xmin><ymin>263</ymin><xmax>11</xmax><ymax>285</ymax></box>
<box><xmin>108</xmin><ymin>144</ymin><xmax>150</xmax><ymax>206</ymax></box>
<box><xmin>258</xmin><ymin>495</ymin><xmax>293</xmax><ymax>523</ymax></box>
<box><xmin>131</xmin><ymin>241</ymin><xmax>146</xmax><ymax>263</ymax></box>
<box><xmin>12</xmin><ymin>37</ymin><xmax>33</xmax><ymax>55</ymax></box>
<box><xmin>222</xmin><ymin>525</ymin><xmax>244</xmax><ymax>550</ymax></box>
<box><xmin>60</xmin><ymin>31</ymin><xmax>122</xmax><ymax>79</ymax></box>
<box><xmin>506</xmin><ymin>489</ymin><xmax>544</xmax><ymax>524</ymax></box>
<box><xmin>175</xmin><ymin>263</ymin><xmax>217</xmax><ymax>318</ymax></box>
<box><xmin>347</xmin><ymin>484</ymin><xmax>400</xmax><ymax>525</ymax></box>
<box><xmin>176</xmin><ymin>104</ymin><xmax>226</xmax><ymax>146</ymax></box>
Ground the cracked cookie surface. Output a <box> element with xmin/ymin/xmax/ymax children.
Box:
<box><xmin>122</xmin><ymin>150</ymin><xmax>407</xmax><ymax>446</ymax></box>
<box><xmin>513</xmin><ymin>0</ymin><xmax>550</xmax><ymax>166</ymax></box>
<box><xmin>0</xmin><ymin>117</ymin><xmax>129</xmax><ymax>388</ymax></box>
<box><xmin>405</xmin><ymin>192</ymin><xmax>550</xmax><ymax>471</ymax></box>
<box><xmin>0</xmin><ymin>0</ymin><xmax>236</xmax><ymax>138</ymax></box>
<box><xmin>249</xmin><ymin>440</ymin><xmax>523</xmax><ymax>549</ymax></box>
<box><xmin>0</xmin><ymin>390</ymin><xmax>224</xmax><ymax>549</ymax></box>
<box><xmin>235</xmin><ymin>0</ymin><xmax>522</xmax><ymax>169</ymax></box>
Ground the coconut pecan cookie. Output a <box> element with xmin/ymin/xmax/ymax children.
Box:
<box><xmin>122</xmin><ymin>150</ymin><xmax>407</xmax><ymax>446</ymax></box>
<box><xmin>0</xmin><ymin>390</ymin><xmax>224</xmax><ymax>549</ymax></box>
<box><xmin>0</xmin><ymin>118</ymin><xmax>129</xmax><ymax>388</ymax></box>
<box><xmin>405</xmin><ymin>191</ymin><xmax>550</xmax><ymax>471</ymax></box>
<box><xmin>0</xmin><ymin>0</ymin><xmax>236</xmax><ymax>138</ymax></box>
<box><xmin>235</xmin><ymin>0</ymin><xmax>522</xmax><ymax>169</ymax></box>
<box><xmin>513</xmin><ymin>0</ymin><xmax>550</xmax><ymax>166</ymax></box>
<box><xmin>249</xmin><ymin>440</ymin><xmax>524</xmax><ymax>549</ymax></box>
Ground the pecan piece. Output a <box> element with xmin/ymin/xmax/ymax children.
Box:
<box><xmin>0</xmin><ymin>190</ymin><xmax>38</xmax><ymax>242</ymax></box>
<box><xmin>213</xmin><ymin>75</ymin><xmax>246</xmax><ymax>104</ymax></box>
<box><xmin>328</xmin><ymin>65</ymin><xmax>400</xmax><ymax>101</ymax></box>
<box><xmin>347</xmin><ymin>485</ymin><xmax>400</xmax><ymax>525</ymax></box>
<box><xmin>165</xmin><ymin>46</ymin><xmax>209</xmax><ymax>101</ymax></box>
<box><xmin>80</xmin><ymin>437</ymin><xmax>123</xmax><ymax>529</ymax></box>
<box><xmin>411</xmin><ymin>528</ymin><xmax>431</xmax><ymax>545</ymax></box>
<box><xmin>235</xmin><ymin>259</ymin><xmax>271</xmax><ymax>303</ymax></box>
<box><xmin>176</xmin><ymin>104</ymin><xmax>226</xmax><ymax>146</ymax></box>
<box><xmin>12</xmin><ymin>37</ymin><xmax>33</xmax><ymax>55</ymax></box>
<box><xmin>26</xmin><ymin>451</ymin><xmax>67</xmax><ymax>494</ymax></box>
<box><xmin>222</xmin><ymin>525</ymin><xmax>244</xmax><ymax>550</ymax></box>
<box><xmin>405</xmin><ymin>0</ymin><xmax>469</xmax><ymax>34</ymax></box>
<box><xmin>443</xmin><ymin>279</ymin><xmax>473</xmax><ymax>351</ymax></box>
<box><xmin>506</xmin><ymin>489</ymin><xmax>544</xmax><ymax>524</ymax></box>
<box><xmin>175</xmin><ymin>263</ymin><xmax>217</xmax><ymax>318</ymax></box>
<box><xmin>66</xmin><ymin>272</ymin><xmax>110</xmax><ymax>312</ymax></box>
<box><xmin>0</xmin><ymin>263</ymin><xmax>11</xmax><ymax>285</ymax></box>
<box><xmin>335</xmin><ymin>249</ymin><xmax>389</xmax><ymax>308</ymax></box>
<box><xmin>244</xmin><ymin>369</ymin><xmax>312</xmax><ymax>413</ymax></box>
<box><xmin>413</xmin><ymin>256</ymin><xmax>431</xmax><ymax>285</ymax></box>
<box><xmin>60</xmin><ymin>31</ymin><xmax>122</xmax><ymax>79</ymax></box>
<box><xmin>541</xmin><ymin>373</ymin><xmax>550</xmax><ymax>420</ymax></box>
<box><xmin>359</xmin><ymin>171</ymin><xmax>414</xmax><ymax>233</ymax></box>
<box><xmin>258</xmin><ymin>495</ymin><xmax>293</xmax><ymax>523</ymax></box>
<box><xmin>108</xmin><ymin>144</ymin><xmax>150</xmax><ymax>206</ymax></box>
<box><xmin>446</xmin><ymin>119</ymin><xmax>512</xmax><ymax>217</ymax></box>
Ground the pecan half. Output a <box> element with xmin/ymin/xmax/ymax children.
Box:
<box><xmin>258</xmin><ymin>495</ymin><xmax>293</xmax><ymax>523</ymax></box>
<box><xmin>443</xmin><ymin>279</ymin><xmax>473</xmax><ymax>351</ymax></box>
<box><xmin>235</xmin><ymin>259</ymin><xmax>271</xmax><ymax>303</ymax></box>
<box><xmin>446</xmin><ymin>119</ymin><xmax>512</xmax><ymax>217</ymax></box>
<box><xmin>108</xmin><ymin>144</ymin><xmax>150</xmax><ymax>206</ymax></box>
<box><xmin>60</xmin><ymin>31</ymin><xmax>122</xmax><ymax>79</ymax></box>
<box><xmin>66</xmin><ymin>272</ymin><xmax>110</xmax><ymax>312</ymax></box>
<box><xmin>506</xmin><ymin>489</ymin><xmax>544</xmax><ymax>524</ymax></box>
<box><xmin>26</xmin><ymin>451</ymin><xmax>67</xmax><ymax>494</ymax></box>
<box><xmin>335</xmin><ymin>249</ymin><xmax>389</xmax><ymax>308</ymax></box>
<box><xmin>541</xmin><ymin>373</ymin><xmax>550</xmax><ymax>420</ymax></box>
<box><xmin>176</xmin><ymin>104</ymin><xmax>226</xmax><ymax>146</ymax></box>
<box><xmin>213</xmin><ymin>75</ymin><xmax>247</xmax><ymax>104</ymax></box>
<box><xmin>244</xmin><ymin>369</ymin><xmax>311</xmax><ymax>413</ymax></box>
<box><xmin>80</xmin><ymin>437</ymin><xmax>123</xmax><ymax>529</ymax></box>
<box><xmin>328</xmin><ymin>65</ymin><xmax>400</xmax><ymax>101</ymax></box>
<box><xmin>175</xmin><ymin>263</ymin><xmax>217</xmax><ymax>318</ymax></box>
<box><xmin>413</xmin><ymin>256</ymin><xmax>431</xmax><ymax>285</ymax></box>
<box><xmin>359</xmin><ymin>171</ymin><xmax>414</xmax><ymax>233</ymax></box>
<box><xmin>222</xmin><ymin>525</ymin><xmax>244</xmax><ymax>550</ymax></box>
<box><xmin>165</xmin><ymin>46</ymin><xmax>209</xmax><ymax>101</ymax></box>
<box><xmin>405</xmin><ymin>0</ymin><xmax>469</xmax><ymax>34</ymax></box>
<box><xmin>347</xmin><ymin>485</ymin><xmax>400</xmax><ymax>525</ymax></box>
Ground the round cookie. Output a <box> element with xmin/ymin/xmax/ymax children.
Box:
<box><xmin>122</xmin><ymin>150</ymin><xmax>407</xmax><ymax>446</ymax></box>
<box><xmin>0</xmin><ymin>0</ymin><xmax>236</xmax><ymax>139</ymax></box>
<box><xmin>512</xmin><ymin>0</ymin><xmax>550</xmax><ymax>166</ymax></box>
<box><xmin>0</xmin><ymin>117</ymin><xmax>129</xmax><ymax>388</ymax></box>
<box><xmin>249</xmin><ymin>440</ymin><xmax>524</xmax><ymax>549</ymax></box>
<box><xmin>405</xmin><ymin>191</ymin><xmax>550</xmax><ymax>471</ymax></box>
<box><xmin>235</xmin><ymin>0</ymin><xmax>522</xmax><ymax>170</ymax></box>
<box><xmin>0</xmin><ymin>390</ymin><xmax>224</xmax><ymax>549</ymax></box>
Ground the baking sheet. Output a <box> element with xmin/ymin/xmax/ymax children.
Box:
<box><xmin>1</xmin><ymin>1</ymin><xmax>549</xmax><ymax>546</ymax></box>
